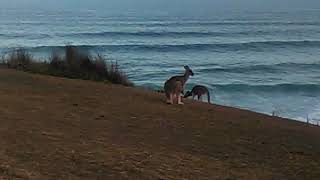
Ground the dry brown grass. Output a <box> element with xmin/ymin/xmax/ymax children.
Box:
<box><xmin>0</xmin><ymin>68</ymin><xmax>319</xmax><ymax>180</ymax></box>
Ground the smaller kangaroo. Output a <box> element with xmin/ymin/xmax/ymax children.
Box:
<box><xmin>164</xmin><ymin>66</ymin><xmax>194</xmax><ymax>105</ymax></box>
<box><xmin>184</xmin><ymin>85</ymin><xmax>211</xmax><ymax>104</ymax></box>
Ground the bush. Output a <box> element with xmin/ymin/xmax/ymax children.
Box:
<box><xmin>2</xmin><ymin>46</ymin><xmax>133</xmax><ymax>86</ymax></box>
<box><xmin>5</xmin><ymin>49</ymin><xmax>32</xmax><ymax>70</ymax></box>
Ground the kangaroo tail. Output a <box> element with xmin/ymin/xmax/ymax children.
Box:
<box><xmin>164</xmin><ymin>81</ymin><xmax>170</xmax><ymax>98</ymax></box>
<box><xmin>207</xmin><ymin>91</ymin><xmax>211</xmax><ymax>104</ymax></box>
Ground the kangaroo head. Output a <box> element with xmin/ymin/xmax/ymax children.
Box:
<box><xmin>184</xmin><ymin>91</ymin><xmax>192</xmax><ymax>98</ymax></box>
<box><xmin>184</xmin><ymin>65</ymin><xmax>194</xmax><ymax>76</ymax></box>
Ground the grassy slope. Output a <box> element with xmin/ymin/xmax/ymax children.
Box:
<box><xmin>0</xmin><ymin>68</ymin><xmax>319</xmax><ymax>180</ymax></box>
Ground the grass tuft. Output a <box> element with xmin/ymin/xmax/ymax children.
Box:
<box><xmin>1</xmin><ymin>46</ymin><xmax>133</xmax><ymax>86</ymax></box>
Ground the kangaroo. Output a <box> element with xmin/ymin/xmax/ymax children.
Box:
<box><xmin>184</xmin><ymin>85</ymin><xmax>211</xmax><ymax>104</ymax></box>
<box><xmin>164</xmin><ymin>66</ymin><xmax>194</xmax><ymax>105</ymax></box>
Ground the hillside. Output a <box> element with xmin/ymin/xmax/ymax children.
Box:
<box><xmin>0</xmin><ymin>68</ymin><xmax>319</xmax><ymax>180</ymax></box>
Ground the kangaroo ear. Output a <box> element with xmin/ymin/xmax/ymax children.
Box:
<box><xmin>184</xmin><ymin>65</ymin><xmax>190</xmax><ymax>70</ymax></box>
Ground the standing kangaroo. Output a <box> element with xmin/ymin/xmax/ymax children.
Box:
<box><xmin>184</xmin><ymin>85</ymin><xmax>211</xmax><ymax>104</ymax></box>
<box><xmin>164</xmin><ymin>66</ymin><xmax>194</xmax><ymax>105</ymax></box>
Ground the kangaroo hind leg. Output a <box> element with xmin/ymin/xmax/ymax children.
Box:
<box><xmin>178</xmin><ymin>94</ymin><xmax>184</xmax><ymax>105</ymax></box>
<box><xmin>166</xmin><ymin>93</ymin><xmax>174</xmax><ymax>104</ymax></box>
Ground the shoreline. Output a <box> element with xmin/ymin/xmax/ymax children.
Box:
<box><xmin>0</xmin><ymin>59</ymin><xmax>317</xmax><ymax>126</ymax></box>
<box><xmin>1</xmin><ymin>46</ymin><xmax>319</xmax><ymax>123</ymax></box>
<box><xmin>146</xmin><ymin>85</ymin><xmax>319</xmax><ymax>125</ymax></box>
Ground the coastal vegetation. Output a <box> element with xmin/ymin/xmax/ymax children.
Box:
<box><xmin>0</xmin><ymin>46</ymin><xmax>133</xmax><ymax>86</ymax></box>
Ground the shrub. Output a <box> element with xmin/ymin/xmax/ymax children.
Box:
<box><xmin>5</xmin><ymin>49</ymin><xmax>32</xmax><ymax>70</ymax></box>
<box><xmin>2</xmin><ymin>46</ymin><xmax>133</xmax><ymax>86</ymax></box>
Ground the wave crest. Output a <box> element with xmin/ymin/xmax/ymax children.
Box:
<box><xmin>20</xmin><ymin>40</ymin><xmax>320</xmax><ymax>53</ymax></box>
<box><xmin>211</xmin><ymin>83</ymin><xmax>320</xmax><ymax>93</ymax></box>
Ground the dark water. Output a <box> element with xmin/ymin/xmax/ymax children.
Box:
<box><xmin>1</xmin><ymin>8</ymin><xmax>320</xmax><ymax>121</ymax></box>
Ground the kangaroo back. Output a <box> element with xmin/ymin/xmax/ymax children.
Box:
<box><xmin>164</xmin><ymin>79</ymin><xmax>179</xmax><ymax>97</ymax></box>
<box><xmin>164</xmin><ymin>66</ymin><xmax>194</xmax><ymax>95</ymax></box>
<box><xmin>164</xmin><ymin>66</ymin><xmax>194</xmax><ymax>104</ymax></box>
<box><xmin>186</xmin><ymin>85</ymin><xmax>211</xmax><ymax>104</ymax></box>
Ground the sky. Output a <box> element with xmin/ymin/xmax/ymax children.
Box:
<box><xmin>1</xmin><ymin>0</ymin><xmax>320</xmax><ymax>12</ymax></box>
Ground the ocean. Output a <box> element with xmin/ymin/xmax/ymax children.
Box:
<box><xmin>0</xmin><ymin>8</ymin><xmax>320</xmax><ymax>122</ymax></box>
